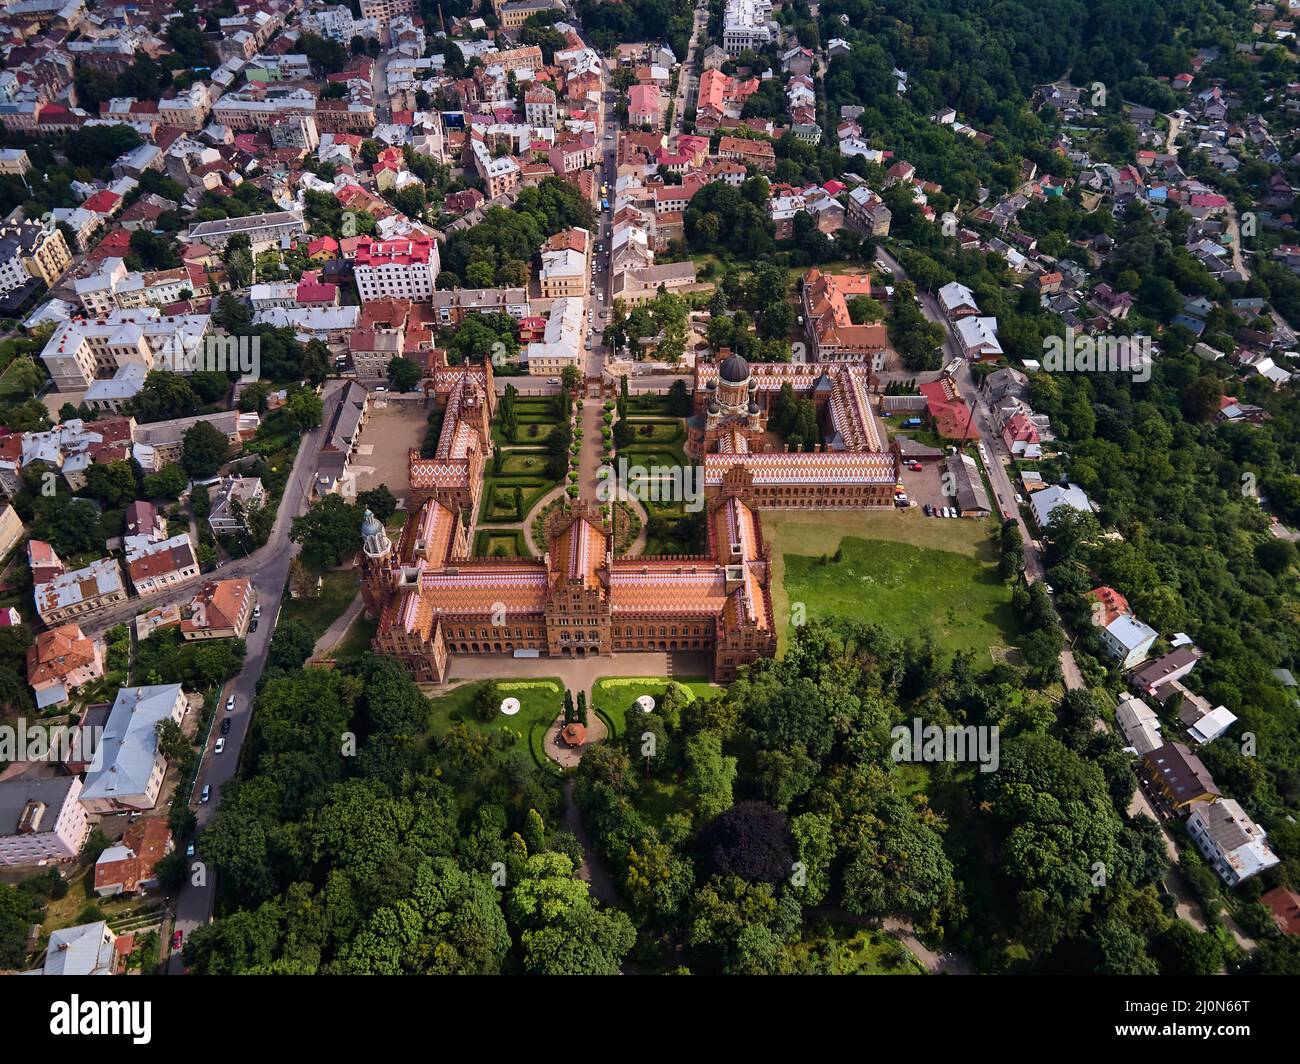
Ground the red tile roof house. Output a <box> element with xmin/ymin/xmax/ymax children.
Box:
<box><xmin>93</xmin><ymin>818</ymin><xmax>174</xmax><ymax>897</ymax></box>
<box><xmin>1087</xmin><ymin>586</ymin><xmax>1132</xmax><ymax>628</ymax></box>
<box><xmin>629</xmin><ymin>83</ymin><xmax>662</xmax><ymax>128</ymax></box>
<box><xmin>1001</xmin><ymin>411</ymin><xmax>1041</xmax><ymax>455</ymax></box>
<box><xmin>82</xmin><ymin>189</ymin><xmax>123</xmax><ymax>218</ymax></box>
<box><xmin>295</xmin><ymin>271</ymin><xmax>339</xmax><ymax>306</ymax></box>
<box><xmin>919</xmin><ymin>378</ymin><xmax>980</xmax><ymax>441</ymax></box>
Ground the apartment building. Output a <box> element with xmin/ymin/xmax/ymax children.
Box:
<box><xmin>847</xmin><ymin>186</ymin><xmax>892</xmax><ymax>236</ymax></box>
<box><xmin>132</xmin><ymin>409</ymin><xmax>252</xmax><ymax>471</ymax></box>
<box><xmin>525</xmin><ymin>298</ymin><xmax>584</xmax><ymax>377</ymax></box>
<box><xmin>0</xmin><ymin>777</ymin><xmax>91</xmax><ymax>866</ymax></box>
<box><xmin>33</xmin><ymin>552</ymin><xmax>127</xmax><ymax>626</ymax></box>
<box><xmin>38</xmin><ymin>308</ymin><xmax>212</xmax><ymax>392</ymax></box>
<box><xmin>538</xmin><ymin>228</ymin><xmax>590</xmax><ymax>298</ymax></box>
<box><xmin>0</xmin><ymin>218</ymin><xmax>72</xmax><ymax>296</ymax></box>
<box><xmin>1187</xmin><ymin>799</ymin><xmax>1280</xmax><ymax>885</ymax></box>
<box><xmin>187</xmin><ymin>210</ymin><xmax>307</xmax><ymax>253</ymax></box>
<box><xmin>352</xmin><ymin>235</ymin><xmax>441</xmax><ymax>302</ymax></box>
<box><xmin>208</xmin><ymin>476</ymin><xmax>266</xmax><ymax>536</ymax></box>
<box><xmin>80</xmin><ymin>684</ymin><xmax>187</xmax><ymax>814</ymax></box>
<box><xmin>125</xmin><ymin>533</ymin><xmax>200</xmax><ymax>598</ymax></box>
<box><xmin>181</xmin><ymin>577</ymin><xmax>254</xmax><ymax>640</ymax></box>
<box><xmin>722</xmin><ymin>0</ymin><xmax>774</xmax><ymax>55</ymax></box>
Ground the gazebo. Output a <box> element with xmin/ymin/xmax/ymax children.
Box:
<box><xmin>561</xmin><ymin>722</ymin><xmax>587</xmax><ymax>747</ymax></box>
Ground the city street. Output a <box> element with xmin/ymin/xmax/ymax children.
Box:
<box><xmin>163</xmin><ymin>379</ymin><xmax>349</xmax><ymax>971</ymax></box>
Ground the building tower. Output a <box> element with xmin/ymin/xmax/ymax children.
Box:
<box><xmin>716</xmin><ymin>352</ymin><xmax>751</xmax><ymax>414</ymax></box>
<box><xmin>359</xmin><ymin>508</ymin><xmax>393</xmax><ymax>619</ymax></box>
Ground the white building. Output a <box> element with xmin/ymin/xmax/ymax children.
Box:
<box><xmin>33</xmin><ymin>921</ymin><xmax>119</xmax><ymax>975</ymax></box>
<box><xmin>525</xmin><ymin>297</ymin><xmax>584</xmax><ymax>377</ymax></box>
<box><xmin>80</xmin><ymin>684</ymin><xmax>187</xmax><ymax>814</ymax></box>
<box><xmin>352</xmin><ymin>235</ymin><xmax>440</xmax><ymax>303</ymax></box>
<box><xmin>1098</xmin><ymin>614</ymin><xmax>1158</xmax><ymax>670</ymax></box>
<box><xmin>0</xmin><ymin>777</ymin><xmax>91</xmax><ymax>866</ymax></box>
<box><xmin>1186</xmin><ymin>799</ymin><xmax>1280</xmax><ymax>886</ymax></box>
<box><xmin>722</xmin><ymin>0</ymin><xmax>774</xmax><ymax>55</ymax></box>
<box><xmin>1031</xmin><ymin>482</ymin><xmax>1095</xmax><ymax>529</ymax></box>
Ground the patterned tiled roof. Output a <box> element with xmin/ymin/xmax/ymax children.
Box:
<box><xmin>703</xmin><ymin>452</ymin><xmax>896</xmax><ymax>486</ymax></box>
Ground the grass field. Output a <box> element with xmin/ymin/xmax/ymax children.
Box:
<box><xmin>474</xmin><ymin>529</ymin><xmax>528</xmax><ymax>557</ymax></box>
<box><xmin>278</xmin><ymin>571</ymin><xmax>359</xmax><ymax>642</ymax></box>
<box><xmin>591</xmin><ymin>675</ymin><xmax>722</xmax><ymax>738</ymax></box>
<box><xmin>766</xmin><ymin>510</ymin><xmax>1017</xmax><ymax>658</ymax></box>
<box><xmin>425</xmin><ymin>678</ymin><xmax>566</xmax><ymax>768</ymax></box>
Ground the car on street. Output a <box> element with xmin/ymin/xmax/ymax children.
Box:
<box><xmin>225</xmin><ymin>695</ymin><xmax>235</xmax><ymax>712</ymax></box>
<box><xmin>252</xmin><ymin>604</ymin><xmax>261</xmax><ymax>619</ymax></box>
<box><xmin>214</xmin><ymin>738</ymin><xmax>225</xmax><ymax>755</ymax></box>
<box><xmin>172</xmin><ymin>930</ymin><xmax>183</xmax><ymax>950</ymax></box>
<box><xmin>249</xmin><ymin>618</ymin><xmax>258</xmax><ymax>632</ymax></box>
<box><xmin>200</xmin><ymin>784</ymin><xmax>211</xmax><ymax>803</ymax></box>
<box><xmin>186</xmin><ymin>841</ymin><xmax>195</xmax><ymax>858</ymax></box>
<box><xmin>908</xmin><ymin>462</ymin><xmax>923</xmax><ymax>471</ymax></box>
<box><xmin>221</xmin><ymin>716</ymin><xmax>232</xmax><ymax>735</ymax></box>
<box><xmin>923</xmin><ymin>504</ymin><xmax>933</xmax><ymax>516</ymax></box>
<box><xmin>547</xmin><ymin>377</ymin><xmax>560</xmax><ymax>384</ymax></box>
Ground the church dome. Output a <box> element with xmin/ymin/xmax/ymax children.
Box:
<box><xmin>705</xmin><ymin>378</ymin><xmax>716</xmax><ymax>390</ymax></box>
<box><xmin>718</xmin><ymin>353</ymin><xmax>750</xmax><ymax>384</ymax></box>
<box><xmin>748</xmin><ymin>400</ymin><xmax>760</xmax><ymax>414</ymax></box>
<box><xmin>707</xmin><ymin>400</ymin><xmax>720</xmax><ymax>415</ymax></box>
<box><xmin>360</xmin><ymin>508</ymin><xmax>384</xmax><ymax>539</ymax></box>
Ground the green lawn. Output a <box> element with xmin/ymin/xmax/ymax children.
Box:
<box><xmin>779</xmin><ymin>532</ymin><xmax>1019</xmax><ymax>660</ymax></box>
<box><xmin>425</xmin><ymin>678</ymin><xmax>567</xmax><ymax>768</ymax></box>
<box><xmin>278</xmin><ymin>570</ymin><xmax>360</xmax><ymax>642</ymax></box>
<box><xmin>592</xmin><ymin>676</ymin><xmax>722</xmax><ymax>739</ymax></box>
<box><xmin>474</xmin><ymin>529</ymin><xmax>527</xmax><ymax>557</ymax></box>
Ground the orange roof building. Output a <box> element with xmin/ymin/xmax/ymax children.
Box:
<box><xmin>26</xmin><ymin>623</ymin><xmax>104</xmax><ymax>709</ymax></box>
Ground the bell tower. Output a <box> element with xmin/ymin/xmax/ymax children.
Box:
<box><xmin>359</xmin><ymin>508</ymin><xmax>394</xmax><ymax>619</ymax></box>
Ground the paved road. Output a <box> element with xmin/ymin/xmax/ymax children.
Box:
<box><xmin>165</xmin><ymin>380</ymin><xmax>349</xmax><ymax>971</ymax></box>
<box><xmin>79</xmin><ymin>382</ymin><xmax>349</xmax><ymax>640</ymax></box>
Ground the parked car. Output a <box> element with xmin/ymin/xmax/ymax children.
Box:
<box><xmin>252</xmin><ymin>604</ymin><xmax>261</xmax><ymax>619</ymax></box>
<box><xmin>220</xmin><ymin>717</ymin><xmax>232</xmax><ymax>736</ymax></box>
<box><xmin>923</xmin><ymin>504</ymin><xmax>934</xmax><ymax>516</ymax></box>
<box><xmin>214</xmin><ymin>738</ymin><xmax>225</xmax><ymax>755</ymax></box>
<box><xmin>225</xmin><ymin>695</ymin><xmax>235</xmax><ymax>712</ymax></box>
<box><xmin>908</xmin><ymin>461</ymin><xmax>923</xmax><ymax>471</ymax></box>
<box><xmin>249</xmin><ymin>618</ymin><xmax>258</xmax><ymax>632</ymax></box>
<box><xmin>185</xmin><ymin>841</ymin><xmax>195</xmax><ymax>858</ymax></box>
<box><xmin>172</xmin><ymin>930</ymin><xmax>183</xmax><ymax>950</ymax></box>
<box><xmin>200</xmin><ymin>785</ymin><xmax>211</xmax><ymax>803</ymax></box>
<box><xmin>547</xmin><ymin>377</ymin><xmax>560</xmax><ymax>385</ymax></box>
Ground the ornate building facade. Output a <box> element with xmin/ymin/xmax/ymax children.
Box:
<box><xmin>687</xmin><ymin>352</ymin><xmax>898</xmax><ymax>508</ymax></box>
<box><xmin>364</xmin><ymin>487</ymin><xmax>777</xmax><ymax>684</ymax></box>
<box><xmin>407</xmin><ymin>359</ymin><xmax>496</xmax><ymax>518</ymax></box>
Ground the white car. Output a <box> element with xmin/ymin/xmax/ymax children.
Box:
<box><xmin>225</xmin><ymin>695</ymin><xmax>235</xmax><ymax>712</ymax></box>
<box><xmin>547</xmin><ymin>377</ymin><xmax>560</xmax><ymax>385</ymax></box>
<box><xmin>214</xmin><ymin>738</ymin><xmax>226</xmax><ymax>755</ymax></box>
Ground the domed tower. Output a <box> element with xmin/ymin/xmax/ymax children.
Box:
<box><xmin>716</xmin><ymin>353</ymin><xmax>750</xmax><ymax>414</ymax></box>
<box><xmin>706</xmin><ymin>398</ymin><xmax>721</xmax><ymax>430</ymax></box>
<box><xmin>747</xmin><ymin>397</ymin><xmax>762</xmax><ymax>432</ymax></box>
<box><xmin>359</xmin><ymin>508</ymin><xmax>394</xmax><ymax>620</ymax></box>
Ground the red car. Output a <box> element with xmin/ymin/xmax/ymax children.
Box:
<box><xmin>908</xmin><ymin>462</ymin><xmax>923</xmax><ymax>471</ymax></box>
<box><xmin>171</xmin><ymin>930</ymin><xmax>183</xmax><ymax>951</ymax></box>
